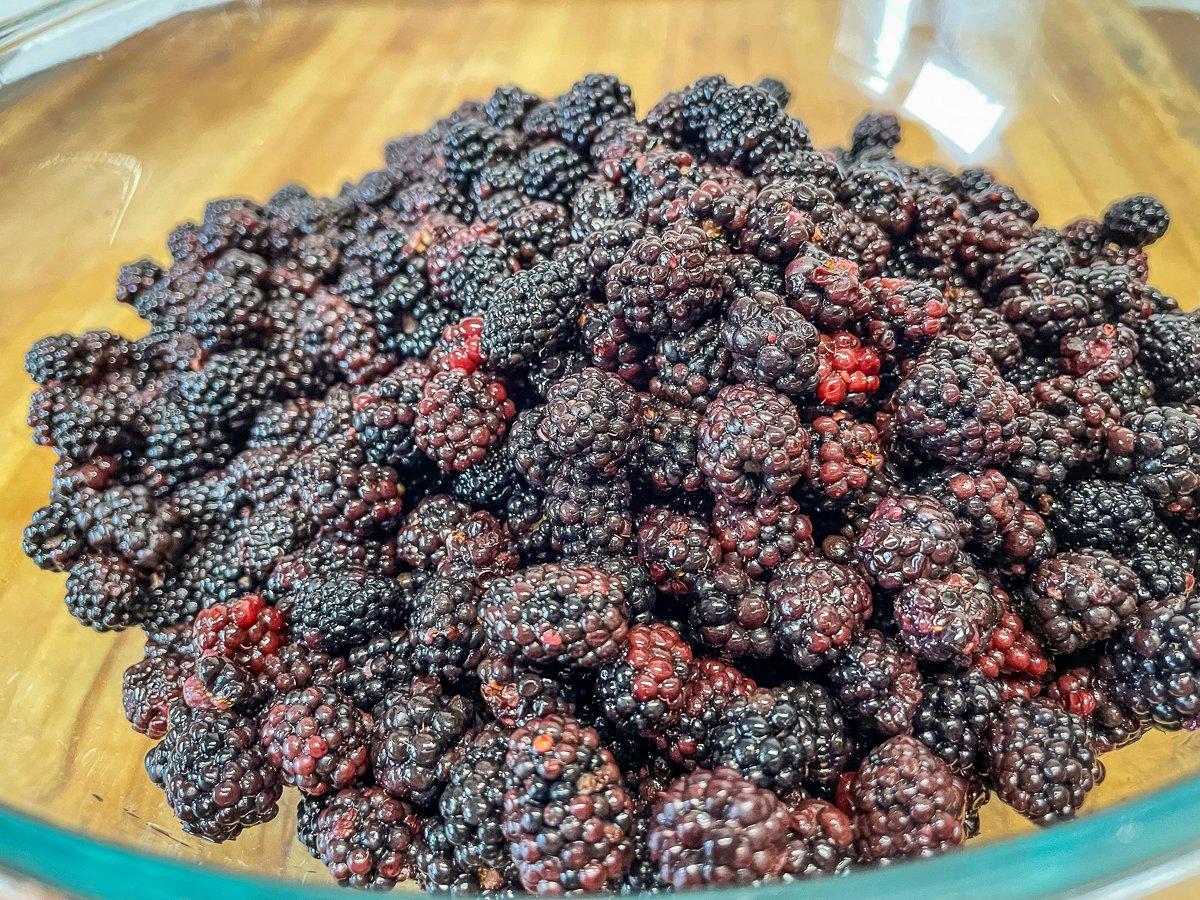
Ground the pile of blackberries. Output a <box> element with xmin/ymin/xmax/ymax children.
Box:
<box><xmin>23</xmin><ymin>72</ymin><xmax>1200</xmax><ymax>892</ymax></box>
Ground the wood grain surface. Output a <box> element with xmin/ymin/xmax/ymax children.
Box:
<box><xmin>1</xmin><ymin>0</ymin><xmax>1199</xmax><ymax>888</ymax></box>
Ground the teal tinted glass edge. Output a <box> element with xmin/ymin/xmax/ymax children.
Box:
<box><xmin>3</xmin><ymin>773</ymin><xmax>1200</xmax><ymax>899</ymax></box>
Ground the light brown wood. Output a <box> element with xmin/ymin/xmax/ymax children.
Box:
<box><xmin>1</xmin><ymin>0</ymin><xmax>1199</xmax><ymax>886</ymax></box>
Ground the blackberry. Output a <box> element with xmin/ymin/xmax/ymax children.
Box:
<box><xmin>970</xmin><ymin>605</ymin><xmax>1052</xmax><ymax>700</ymax></box>
<box><xmin>143</xmin><ymin>527</ymin><xmax>245</xmax><ymax>627</ymax></box>
<box><xmin>377</xmin><ymin>273</ymin><xmax>455</xmax><ymax>359</ymax></box>
<box><xmin>497</xmin><ymin>201</ymin><xmax>571</xmax><ymax>262</ymax></box>
<box><xmin>1105</xmin><ymin>363</ymin><xmax>1158</xmax><ymax>415</ymax></box>
<box><xmin>337</xmin><ymin>632</ymin><xmax>417</xmax><ymax>713</ymax></box>
<box><xmin>700</xmin><ymin>82</ymin><xmax>809</xmax><ymax>171</ymax></box>
<box><xmin>842</xmin><ymin>163</ymin><xmax>916</xmax><ymax>236</ymax></box>
<box><xmin>826</xmin><ymin>629</ymin><xmax>923</xmax><ymax>736</ymax></box>
<box><xmin>851</xmin><ymin>735</ymin><xmax>967</xmax><ymax>862</ymax></box>
<box><xmin>293</xmin><ymin>438</ymin><xmax>405</xmax><ymax>539</ymax></box>
<box><xmin>409</xmin><ymin>576</ymin><xmax>486</xmax><ymax>684</ymax></box>
<box><xmin>288</xmin><ymin>566</ymin><xmax>410</xmax><ymax>653</ymax></box>
<box><xmin>648</xmin><ymin>319</ymin><xmax>732</xmax><ymax>413</ymax></box>
<box><xmin>1059</xmin><ymin>322</ymin><xmax>1138</xmax><ymax>384</ymax></box>
<box><xmin>426</xmin><ymin>233</ymin><xmax>512</xmax><ymax>316</ymax></box>
<box><xmin>21</xmin><ymin>500</ymin><xmax>82</xmax><ymax>573</ymax></box>
<box><xmin>477</xmin><ymin>653</ymin><xmax>579</xmax><ymax>727</ymax></box>
<box><xmin>633</xmin><ymin>398</ymin><xmax>704</xmax><ymax>496</ymax></box>
<box><xmin>259</xmin><ymin>685</ymin><xmax>372</xmax><ymax>795</ymax></box>
<box><xmin>689</xmin><ymin>564</ymin><xmax>775</xmax><ymax>661</ymax></box>
<box><xmin>1126</xmin><ymin>543</ymin><xmax>1196</xmax><ymax>604</ymax></box>
<box><xmin>503</xmin><ymin>714</ymin><xmax>636</xmax><ymax>893</ymax></box>
<box><xmin>65</xmin><ymin>553</ymin><xmax>149</xmax><ymax>631</ymax></box>
<box><xmin>783</xmin><ymin>798</ymin><xmax>855</xmax><ymax>879</ymax></box>
<box><xmin>1003</xmin><ymin>409</ymin><xmax>1079</xmax><ymax>499</ymax></box>
<box><xmin>578</xmin><ymin>301</ymin><xmax>653</xmax><ymax>386</ymax></box>
<box><xmin>698</xmin><ymin>384</ymin><xmax>810</xmax><ymax>503</ymax></box>
<box><xmin>192</xmin><ymin>592</ymin><xmax>287</xmax><ymax>674</ymax></box>
<box><xmin>1021</xmin><ymin>551</ymin><xmax>1140</xmax><ymax>654</ymax></box>
<box><xmin>734</xmin><ymin>183</ymin><xmax>815</xmax><ymax>263</ymax></box>
<box><xmin>711</xmin><ymin>493</ymin><xmax>813</xmax><ymax>578</ymax></box>
<box><xmin>231</xmin><ymin>502</ymin><xmax>310</xmax><ymax>579</ymax></box>
<box><xmin>997</xmin><ymin>272</ymin><xmax>1108</xmax><ymax>349</ymax></box>
<box><xmin>436</xmin><ymin>726</ymin><xmax>516</xmax><ymax>885</ymax></box>
<box><xmin>635</xmin><ymin>506</ymin><xmax>720</xmax><ymax>596</ymax></box>
<box><xmin>351</xmin><ymin>360</ymin><xmax>431</xmax><ymax>469</ymax></box>
<box><xmin>864</xmin><ymin>276</ymin><xmax>950</xmax><ymax>357</ymax></box>
<box><xmin>767</xmin><ymin>556</ymin><xmax>873</xmax><ymax>670</ymax></box>
<box><xmin>1047</xmin><ymin>667</ymin><xmax>1146</xmax><ymax>755</ymax></box>
<box><xmin>123</xmin><ymin>652</ymin><xmax>194</xmax><ymax>739</ymax></box>
<box><xmin>181</xmin><ymin>655</ymin><xmax>256</xmax><ymax>713</ymax></box>
<box><xmin>1030</xmin><ymin>375</ymin><xmax>1121</xmax><ymax>463</ymax></box>
<box><xmin>556</xmin><ymin>74</ymin><xmax>635</xmax><ymax>150</ymax></box>
<box><xmin>520</xmin><ymin>142</ymin><xmax>588</xmax><ymax>205</ymax></box>
<box><xmin>722</xmin><ymin>290</ymin><xmax>820</xmax><ymax>397</ymax></box>
<box><xmin>893</xmin><ymin>567</ymin><xmax>1001</xmax><ymax>664</ymax></box>
<box><xmin>544</xmin><ymin>467</ymin><xmax>634</xmax><ymax>556</ymax></box>
<box><xmin>784</xmin><ymin>247</ymin><xmax>871</xmax><ymax>331</ymax></box>
<box><xmin>597</xmin><ymin>623</ymin><xmax>694</xmax><ymax>743</ymax></box>
<box><xmin>536</xmin><ymin>368</ymin><xmax>644</xmax><ymax>475</ymax></box>
<box><xmin>414</xmin><ymin>369</ymin><xmax>516</xmax><ymax>474</ymax></box>
<box><xmin>252</xmin><ymin>642</ymin><xmax>347</xmax><ymax>710</ymax></box>
<box><xmin>1102</xmin><ymin>194</ymin><xmax>1170</xmax><ymax>248</ymax></box>
<box><xmin>913</xmin><ymin>670</ymin><xmax>1003</xmax><ymax>774</ymax></box>
<box><xmin>152</xmin><ymin>704</ymin><xmax>282</xmax><ymax>842</ymax></box>
<box><xmin>893</xmin><ymin>349</ymin><xmax>1029</xmax><ymax>466</ymax></box>
<box><xmin>1138</xmin><ymin>313</ymin><xmax>1200</xmax><ymax>402</ymax></box>
<box><xmin>311</xmin><ymin>786</ymin><xmax>418</xmax><ymax>889</ymax></box>
<box><xmin>442</xmin><ymin>120</ymin><xmax>515</xmax><ymax>192</ymax></box>
<box><xmin>987</xmin><ymin>697</ymin><xmax>1102</xmax><ymax>825</ymax></box>
<box><xmin>850</xmin><ymin>112</ymin><xmax>901</xmax><ymax>159</ymax></box>
<box><xmin>480</xmin><ymin>563</ymin><xmax>629</xmax><ymax>668</ymax></box>
<box><xmin>396</xmin><ymin>494</ymin><xmax>473</xmax><ymax>571</ymax></box>
<box><xmin>486</xmin><ymin>84</ymin><xmax>540</xmax><ymax>130</ymax></box>
<box><xmin>854</xmin><ymin>494</ymin><xmax>963</xmax><ymax>590</ymax></box>
<box><xmin>371</xmin><ymin>679</ymin><xmax>478</xmax><ymax>806</ymax></box>
<box><xmin>835</xmin><ymin>214</ymin><xmax>892</xmax><ymax>278</ymax></box>
<box><xmin>1111</xmin><ymin>405</ymin><xmax>1200</xmax><ymax>519</ymax></box>
<box><xmin>297</xmin><ymin>794</ymin><xmax>330</xmax><ymax>859</ymax></box>
<box><xmin>24</xmin><ymin>330</ymin><xmax>131</xmax><ymax>388</ymax></box>
<box><xmin>647</xmin><ymin>767</ymin><xmax>791</xmax><ymax>889</ymax></box>
<box><xmin>604</xmin><ymin>224</ymin><xmax>731</xmax><ymax>337</ymax></box>
<box><xmin>1105</xmin><ymin>596</ymin><xmax>1200</xmax><ymax>729</ymax></box>
<box><xmin>664</xmin><ymin>658</ymin><xmax>757</xmax><ymax>767</ymax></box>
<box><xmin>1045</xmin><ymin>479</ymin><xmax>1165</xmax><ymax>554</ymax></box>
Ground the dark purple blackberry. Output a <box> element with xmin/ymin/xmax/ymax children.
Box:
<box><xmin>123</xmin><ymin>652</ymin><xmax>194</xmax><ymax>739</ymax></box>
<box><xmin>231</xmin><ymin>502</ymin><xmax>310</xmax><ymax>579</ymax></box>
<box><xmin>1109</xmin><ymin>405</ymin><xmax>1200</xmax><ymax>520</ymax></box>
<box><xmin>1058</xmin><ymin>322</ymin><xmax>1138</xmax><ymax>384</ymax></box>
<box><xmin>783</xmin><ymin>247</ymin><xmax>870</xmax><ymax>332</ymax></box>
<box><xmin>996</xmin><ymin>272</ymin><xmax>1108</xmax><ymax>349</ymax></box>
<box><xmin>835</xmin><ymin>214</ymin><xmax>892</xmax><ymax>277</ymax></box>
<box><xmin>152</xmin><ymin>704</ymin><xmax>282</xmax><ymax>842</ymax></box>
<box><xmin>181</xmin><ymin>654</ymin><xmax>257</xmax><ymax>713</ymax></box>
<box><xmin>556</xmin><ymin>74</ymin><xmax>635</xmax><ymax>150</ymax></box>
<box><xmin>722</xmin><ymin>290</ymin><xmax>820</xmax><ymax>397</ymax></box>
<box><xmin>570</xmin><ymin>179</ymin><xmax>629</xmax><ymax>238</ymax></box>
<box><xmin>297</xmin><ymin>794</ymin><xmax>330</xmax><ymax>859</ymax></box>
<box><xmin>310</xmin><ymin>786</ymin><xmax>418</xmax><ymax>889</ymax></box>
<box><xmin>783</xmin><ymin>798</ymin><xmax>855</xmax><ymax>879</ymax></box>
<box><xmin>826</xmin><ymin>628</ymin><xmax>923</xmax><ymax>736</ymax></box>
<box><xmin>596</xmin><ymin>623</ymin><xmax>694</xmax><ymax>743</ymax></box>
<box><xmin>604</xmin><ymin>224</ymin><xmax>731</xmax><ymax>337</ymax></box>
<box><xmin>476</xmin><ymin>653</ymin><xmax>579</xmax><ymax>727</ymax></box>
<box><xmin>647</xmin><ymin>767</ymin><xmax>791</xmax><ymax>889</ymax></box>
<box><xmin>697</xmin><ymin>384</ymin><xmax>810</xmax><ymax>503</ymax></box>
<box><xmin>409</xmin><ymin>576</ymin><xmax>486</xmax><ymax>684</ymax></box>
<box><xmin>259</xmin><ymin>685</ymin><xmax>372</xmax><ymax>796</ymax></box>
<box><xmin>441</xmin><ymin>120</ymin><xmax>515</xmax><ymax>193</ymax></box>
<box><xmin>633</xmin><ymin>398</ymin><xmax>703</xmax><ymax>497</ymax></box>
<box><xmin>850</xmin><ymin>112</ymin><xmax>901</xmax><ymax>159</ymax></box>
<box><xmin>1044</xmin><ymin>479</ymin><xmax>1165</xmax><ymax>554</ymax></box>
<box><xmin>544</xmin><ymin>467</ymin><xmax>633</xmax><ymax>556</ymax></box>
<box><xmin>635</xmin><ymin>506</ymin><xmax>721</xmax><ymax>596</ymax></box>
<box><xmin>768</xmin><ymin>555</ymin><xmax>873</xmax><ymax>670</ymax></box>
<box><xmin>485</xmin><ymin>84</ymin><xmax>539</xmax><ymax>129</ymax></box>
<box><xmin>1126</xmin><ymin>543</ymin><xmax>1196</xmax><ymax>604</ymax></box>
<box><xmin>377</xmin><ymin>272</ymin><xmax>456</xmax><ymax>359</ymax></box>
<box><xmin>1138</xmin><ymin>313</ymin><xmax>1200</xmax><ymax>402</ymax></box>
<box><xmin>1030</xmin><ymin>375</ymin><xmax>1122</xmax><ymax>463</ymax></box>
<box><xmin>251</xmin><ymin>642</ymin><xmax>346</xmax><ymax>710</ymax></box>
<box><xmin>503</xmin><ymin>483</ymin><xmax>553</xmax><ymax>563</ymax></box>
<box><xmin>24</xmin><ymin>330</ymin><xmax>131</xmax><ymax>388</ymax></box>
<box><xmin>426</xmin><ymin>232</ymin><xmax>512</xmax><ymax>317</ymax></box>
<box><xmin>700</xmin><ymin>82</ymin><xmax>809</xmax><ymax>171</ymax></box>
<box><xmin>435</xmin><ymin>726</ymin><xmax>517</xmax><ymax>886</ymax></box>
<box><xmin>396</xmin><ymin>494</ymin><xmax>472</xmax><ymax>571</ymax></box>
<box><xmin>711</xmin><ymin>493</ymin><xmax>813</xmax><ymax>578</ymax></box>
<box><xmin>1003</xmin><ymin>409</ymin><xmax>1079</xmax><ymax>499</ymax></box>
<box><xmin>65</xmin><ymin>553</ymin><xmax>149</xmax><ymax>631</ymax></box>
<box><xmin>648</xmin><ymin>319</ymin><xmax>732</xmax><ymax>413</ymax></box>
<box><xmin>143</xmin><ymin>527</ymin><xmax>245</xmax><ymax>628</ymax></box>
<box><xmin>288</xmin><ymin>565</ymin><xmax>409</xmax><ymax>653</ymax></box>
<box><xmin>864</xmin><ymin>276</ymin><xmax>950</xmax><ymax>357</ymax></box>
<box><xmin>371</xmin><ymin>679</ymin><xmax>478</xmax><ymax>806</ymax></box>
<box><xmin>496</xmin><ymin>201</ymin><xmax>570</xmax><ymax>262</ymax></box>
<box><xmin>1021</xmin><ymin>551</ymin><xmax>1140</xmax><ymax>654</ymax></box>
<box><xmin>292</xmin><ymin>438</ymin><xmax>405</xmax><ymax>539</ymax></box>
<box><xmin>913</xmin><ymin>670</ymin><xmax>1003</xmax><ymax>774</ymax></box>
<box><xmin>1102</xmin><ymin>194</ymin><xmax>1170</xmax><ymax>248</ymax></box>
<box><xmin>893</xmin><ymin>567</ymin><xmax>1000</xmax><ymax>664</ymax></box>
<box><xmin>987</xmin><ymin>697</ymin><xmax>1102</xmax><ymax>825</ymax></box>
<box><xmin>31</xmin><ymin>381</ymin><xmax>147</xmax><ymax>466</ymax></box>
<box><xmin>893</xmin><ymin>348</ymin><xmax>1029</xmax><ymax>466</ymax></box>
<box><xmin>733</xmin><ymin>183</ymin><xmax>814</xmax><ymax>264</ymax></box>
<box><xmin>414</xmin><ymin>369</ymin><xmax>516</xmax><ymax>474</ymax></box>
<box><xmin>854</xmin><ymin>494</ymin><xmax>963</xmax><ymax>591</ymax></box>
<box><xmin>689</xmin><ymin>564</ymin><xmax>775</xmax><ymax>661</ymax></box>
<box><xmin>503</xmin><ymin>714</ymin><xmax>635</xmax><ymax>893</ymax></box>
<box><xmin>22</xmin><ymin>498</ymin><xmax>84</xmax><ymax>573</ymax></box>
<box><xmin>520</xmin><ymin>141</ymin><xmax>588</xmax><ymax>205</ymax></box>
<box><xmin>578</xmin><ymin>300</ymin><xmax>654</xmax><ymax>386</ymax></box>
<box><xmin>536</xmin><ymin>368</ymin><xmax>644</xmax><ymax>475</ymax></box>
<box><xmin>957</xmin><ymin>210</ymin><xmax>1036</xmax><ymax>283</ymax></box>
<box><xmin>841</xmin><ymin>163</ymin><xmax>916</xmax><ymax>236</ymax></box>
<box><xmin>664</xmin><ymin>658</ymin><xmax>757</xmax><ymax>767</ymax></box>
<box><xmin>964</xmin><ymin>178</ymin><xmax>1039</xmax><ymax>224</ymax></box>
<box><xmin>336</xmin><ymin>631</ymin><xmax>416</xmax><ymax>713</ymax></box>
<box><xmin>480</xmin><ymin>563</ymin><xmax>629</xmax><ymax>668</ymax></box>
<box><xmin>1105</xmin><ymin>596</ymin><xmax>1200</xmax><ymax>729</ymax></box>
<box><xmin>1047</xmin><ymin>667</ymin><xmax>1146</xmax><ymax>755</ymax></box>
<box><xmin>351</xmin><ymin>360</ymin><xmax>431</xmax><ymax>469</ymax></box>
<box><xmin>851</xmin><ymin>735</ymin><xmax>967</xmax><ymax>861</ymax></box>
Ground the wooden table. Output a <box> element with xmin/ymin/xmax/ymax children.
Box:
<box><xmin>1</xmin><ymin>0</ymin><xmax>1199</xmax><ymax>891</ymax></box>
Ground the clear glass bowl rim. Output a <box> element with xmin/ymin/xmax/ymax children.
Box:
<box><xmin>4</xmin><ymin>0</ymin><xmax>1200</xmax><ymax>896</ymax></box>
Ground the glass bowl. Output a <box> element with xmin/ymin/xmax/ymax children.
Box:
<box><xmin>2</xmin><ymin>0</ymin><xmax>1199</xmax><ymax>895</ymax></box>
